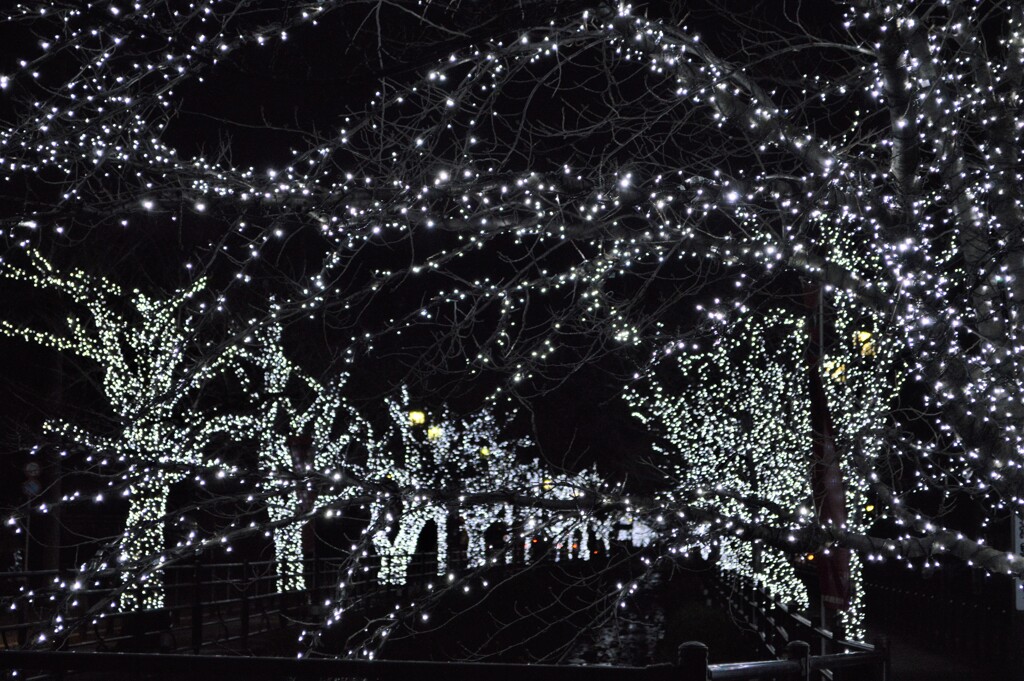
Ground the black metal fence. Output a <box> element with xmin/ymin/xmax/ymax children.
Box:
<box><xmin>707</xmin><ymin>569</ymin><xmax>887</xmax><ymax>680</ymax></box>
<box><xmin>0</xmin><ymin>558</ymin><xmax>894</xmax><ymax>681</ymax></box>
<box><xmin>865</xmin><ymin>580</ymin><xmax>1014</xmax><ymax>665</ymax></box>
<box><xmin>0</xmin><ymin>552</ymin><xmax>445</xmax><ymax>654</ymax></box>
<box><xmin>0</xmin><ymin>640</ymin><xmax>889</xmax><ymax>680</ymax></box>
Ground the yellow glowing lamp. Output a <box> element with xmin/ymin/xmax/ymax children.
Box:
<box><xmin>427</xmin><ymin>425</ymin><xmax>443</xmax><ymax>440</ymax></box>
<box><xmin>806</xmin><ymin>553</ymin><xmax>815</xmax><ymax>561</ymax></box>
<box><xmin>855</xmin><ymin>330</ymin><xmax>876</xmax><ymax>357</ymax></box>
<box><xmin>823</xmin><ymin>361</ymin><xmax>846</xmax><ymax>383</ymax></box>
<box><xmin>409</xmin><ymin>410</ymin><xmax>426</xmax><ymax>425</ymax></box>
<box><xmin>542</xmin><ymin>478</ymin><xmax>554</xmax><ymax>491</ymax></box>
<box><xmin>865</xmin><ymin>504</ymin><xmax>875</xmax><ymax>512</ymax></box>
<box><xmin>479</xmin><ymin>446</ymin><xmax>490</xmax><ymax>457</ymax></box>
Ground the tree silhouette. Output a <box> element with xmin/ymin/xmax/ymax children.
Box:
<box><xmin>4</xmin><ymin>0</ymin><xmax>1024</xmax><ymax>657</ymax></box>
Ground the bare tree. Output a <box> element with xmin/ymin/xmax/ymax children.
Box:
<box><xmin>0</xmin><ymin>249</ymin><xmax>243</xmax><ymax>610</ymax></box>
<box><xmin>4</xmin><ymin>0</ymin><xmax>1024</xmax><ymax>660</ymax></box>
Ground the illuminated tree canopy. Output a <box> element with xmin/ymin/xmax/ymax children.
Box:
<box><xmin>3</xmin><ymin>0</ymin><xmax>1024</xmax><ymax>657</ymax></box>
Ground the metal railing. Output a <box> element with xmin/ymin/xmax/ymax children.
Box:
<box><xmin>0</xmin><ymin>552</ymin><xmax>446</xmax><ymax>654</ymax></box>
<box><xmin>708</xmin><ymin>570</ymin><xmax>889</xmax><ymax>680</ymax></box>
<box><xmin>0</xmin><ymin>639</ymin><xmax>890</xmax><ymax>680</ymax></box>
<box><xmin>865</xmin><ymin>581</ymin><xmax>1012</xmax><ymax>664</ymax></box>
<box><xmin>0</xmin><ymin>558</ymin><xmax>893</xmax><ymax>680</ymax></box>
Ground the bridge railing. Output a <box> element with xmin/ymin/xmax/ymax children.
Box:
<box><xmin>865</xmin><ymin>580</ymin><xmax>1012</xmax><ymax>665</ymax></box>
<box><xmin>0</xmin><ymin>640</ymin><xmax>890</xmax><ymax>680</ymax></box>
<box><xmin>708</xmin><ymin>569</ymin><xmax>887</xmax><ymax>680</ymax></box>
<box><xmin>0</xmin><ymin>551</ymin><xmax>446</xmax><ymax>653</ymax></box>
<box><xmin>0</xmin><ymin>560</ymin><xmax>893</xmax><ymax>680</ymax></box>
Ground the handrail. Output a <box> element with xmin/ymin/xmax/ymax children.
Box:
<box><xmin>0</xmin><ymin>554</ymin><xmax>406</xmax><ymax>587</ymax></box>
<box><xmin>0</xmin><ymin>650</ymin><xmax>675</xmax><ymax>681</ymax></box>
<box><xmin>0</xmin><ymin>550</ymin><xmax>484</xmax><ymax>654</ymax></box>
<box><xmin>709</xmin><ymin>659</ymin><xmax>801</xmax><ymax>680</ymax></box>
<box><xmin>1</xmin><ymin>559</ymin><xmax>891</xmax><ymax>680</ymax></box>
<box><xmin>714</xmin><ymin>646</ymin><xmax>886</xmax><ymax>679</ymax></box>
<box><xmin>0</xmin><ymin>552</ymin><xmax>434</xmax><ymax>650</ymax></box>
<box><xmin>708</xmin><ymin>568</ymin><xmax>891</xmax><ymax>679</ymax></box>
<box><xmin>866</xmin><ymin>581</ymin><xmax>1008</xmax><ymax>613</ymax></box>
<box><xmin>809</xmin><ymin>651</ymin><xmax>885</xmax><ymax>671</ymax></box>
<box><xmin>0</xmin><ymin>557</ymin><xmax>888</xmax><ymax>679</ymax></box>
<box><xmin>0</xmin><ymin>641</ymin><xmax>890</xmax><ymax>681</ymax></box>
<box><xmin>0</xmin><ymin>571</ymin><xmax>60</xmax><ymax>579</ymax></box>
<box><xmin>1</xmin><ymin>553</ymin><xmax>442</xmax><ymax>583</ymax></box>
<box><xmin>865</xmin><ymin>579</ymin><xmax>1011</xmax><ymax>663</ymax></box>
<box><xmin>712</xmin><ymin>568</ymin><xmax>858</xmax><ymax>647</ymax></box>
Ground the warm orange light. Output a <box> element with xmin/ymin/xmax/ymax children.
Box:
<box><xmin>806</xmin><ymin>553</ymin><xmax>815</xmax><ymax>561</ymax></box>
<box><xmin>855</xmin><ymin>330</ymin><xmax>876</xmax><ymax>357</ymax></box>
<box><xmin>823</xmin><ymin>361</ymin><xmax>846</xmax><ymax>382</ymax></box>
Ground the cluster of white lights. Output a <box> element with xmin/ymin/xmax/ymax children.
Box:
<box><xmin>627</xmin><ymin>312</ymin><xmax>819</xmax><ymax>614</ymax></box>
<box><xmin>362</xmin><ymin>387</ymin><xmax>613</xmax><ymax>584</ymax></box>
<box><xmin>4</xmin><ymin>0</ymin><xmax>1024</xmax><ymax>651</ymax></box>
<box><xmin>626</xmin><ymin>303</ymin><xmax>907</xmax><ymax>639</ymax></box>
<box><xmin>0</xmin><ymin>250</ymin><xmax>242</xmax><ymax>610</ymax></box>
<box><xmin>0</xmin><ymin>253</ymin><xmax>637</xmax><ymax>639</ymax></box>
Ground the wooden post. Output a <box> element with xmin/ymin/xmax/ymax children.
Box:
<box><xmin>677</xmin><ymin>641</ymin><xmax>709</xmax><ymax>681</ymax></box>
<box><xmin>785</xmin><ymin>640</ymin><xmax>810</xmax><ymax>681</ymax></box>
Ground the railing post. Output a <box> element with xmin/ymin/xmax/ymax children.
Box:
<box><xmin>751</xmin><ymin>580</ymin><xmax>760</xmax><ymax>633</ymax></box>
<box><xmin>760</xmin><ymin>583</ymin><xmax>770</xmax><ymax>641</ymax></box>
<box><xmin>511</xmin><ymin>510</ymin><xmax>525</xmax><ymax>566</ymax></box>
<box><xmin>785</xmin><ymin>640</ymin><xmax>810</xmax><ymax>681</ymax></box>
<box><xmin>240</xmin><ymin>559</ymin><xmax>250</xmax><ymax>650</ymax></box>
<box><xmin>872</xmin><ymin>635</ymin><xmax>890</xmax><ymax>681</ymax></box>
<box><xmin>16</xmin><ymin>597</ymin><xmax>27</xmax><ymax>647</ymax></box>
<box><xmin>191</xmin><ymin>553</ymin><xmax>202</xmax><ymax>653</ymax></box>
<box><xmin>767</xmin><ymin>590</ymin><xmax>779</xmax><ymax>652</ymax></box>
<box><xmin>677</xmin><ymin>641</ymin><xmax>709</xmax><ymax>681</ymax></box>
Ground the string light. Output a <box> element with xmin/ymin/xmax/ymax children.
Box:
<box><xmin>3</xmin><ymin>0</ymin><xmax>1024</xmax><ymax>650</ymax></box>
